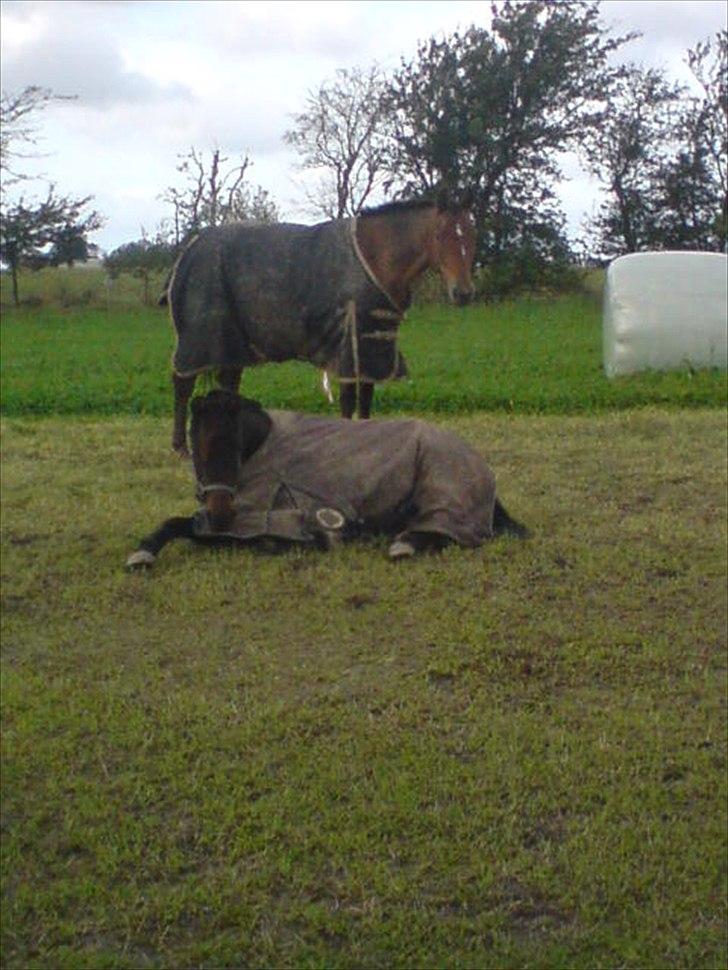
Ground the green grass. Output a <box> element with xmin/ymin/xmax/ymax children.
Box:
<box><xmin>2</xmin><ymin>409</ymin><xmax>726</xmax><ymax>969</ymax></box>
<box><xmin>1</xmin><ymin>297</ymin><xmax>725</xmax><ymax>418</ymax></box>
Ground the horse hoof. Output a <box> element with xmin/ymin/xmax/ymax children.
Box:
<box><xmin>173</xmin><ymin>446</ymin><xmax>190</xmax><ymax>460</ymax></box>
<box><xmin>388</xmin><ymin>539</ymin><xmax>416</xmax><ymax>560</ymax></box>
<box><xmin>126</xmin><ymin>549</ymin><xmax>156</xmax><ymax>570</ymax></box>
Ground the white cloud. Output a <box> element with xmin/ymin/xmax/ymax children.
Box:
<box><xmin>1</xmin><ymin>0</ymin><xmax>726</xmax><ymax>250</ymax></box>
<box><xmin>1</xmin><ymin>0</ymin><xmax>192</xmax><ymax>105</ymax></box>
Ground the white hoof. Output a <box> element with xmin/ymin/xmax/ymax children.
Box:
<box><xmin>126</xmin><ymin>549</ymin><xmax>156</xmax><ymax>570</ymax></box>
<box><xmin>388</xmin><ymin>539</ymin><xmax>416</xmax><ymax>560</ymax></box>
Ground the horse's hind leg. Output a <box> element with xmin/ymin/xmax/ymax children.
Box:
<box><xmin>217</xmin><ymin>366</ymin><xmax>243</xmax><ymax>394</ymax></box>
<box><xmin>172</xmin><ymin>372</ymin><xmax>196</xmax><ymax>456</ymax></box>
<box><xmin>126</xmin><ymin>516</ymin><xmax>196</xmax><ymax>569</ymax></box>
<box><xmin>358</xmin><ymin>381</ymin><xmax>375</xmax><ymax>419</ymax></box>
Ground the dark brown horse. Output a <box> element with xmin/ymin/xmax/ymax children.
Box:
<box><xmin>166</xmin><ymin>195</ymin><xmax>476</xmax><ymax>455</ymax></box>
<box><xmin>126</xmin><ymin>390</ymin><xmax>528</xmax><ymax>570</ymax></box>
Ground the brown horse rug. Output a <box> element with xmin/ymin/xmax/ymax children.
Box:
<box><xmin>192</xmin><ymin>409</ymin><xmax>521</xmax><ymax>551</ymax></box>
<box><xmin>127</xmin><ymin>395</ymin><xmax>528</xmax><ymax>568</ymax></box>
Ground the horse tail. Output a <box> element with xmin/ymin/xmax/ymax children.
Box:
<box><xmin>492</xmin><ymin>498</ymin><xmax>530</xmax><ymax>539</ymax></box>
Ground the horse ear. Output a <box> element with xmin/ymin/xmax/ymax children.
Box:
<box><xmin>460</xmin><ymin>187</ymin><xmax>476</xmax><ymax>210</ymax></box>
<box><xmin>435</xmin><ymin>186</ymin><xmax>451</xmax><ymax>211</ymax></box>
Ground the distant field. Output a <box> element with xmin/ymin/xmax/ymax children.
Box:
<box><xmin>1</xmin><ymin>296</ymin><xmax>725</xmax><ymax>418</ymax></box>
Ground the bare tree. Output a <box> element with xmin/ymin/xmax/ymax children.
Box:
<box><xmin>285</xmin><ymin>66</ymin><xmax>390</xmax><ymax>219</ymax></box>
<box><xmin>0</xmin><ymin>86</ymin><xmax>74</xmax><ymax>188</ymax></box>
<box><xmin>160</xmin><ymin>147</ymin><xmax>279</xmax><ymax>245</ymax></box>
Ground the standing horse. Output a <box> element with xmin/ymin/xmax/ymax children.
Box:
<box><xmin>165</xmin><ymin>195</ymin><xmax>475</xmax><ymax>455</ymax></box>
<box><xmin>126</xmin><ymin>390</ymin><xmax>529</xmax><ymax>570</ymax></box>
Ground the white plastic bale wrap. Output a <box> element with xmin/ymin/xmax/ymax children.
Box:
<box><xmin>603</xmin><ymin>252</ymin><xmax>728</xmax><ymax>377</ymax></box>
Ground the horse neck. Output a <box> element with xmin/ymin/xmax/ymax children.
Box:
<box><xmin>355</xmin><ymin>209</ymin><xmax>436</xmax><ymax>309</ymax></box>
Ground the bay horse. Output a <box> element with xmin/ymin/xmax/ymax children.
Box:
<box><xmin>126</xmin><ymin>390</ymin><xmax>529</xmax><ymax>570</ymax></box>
<box><xmin>165</xmin><ymin>193</ymin><xmax>476</xmax><ymax>455</ymax></box>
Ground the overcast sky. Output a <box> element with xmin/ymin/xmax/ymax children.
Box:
<box><xmin>1</xmin><ymin>0</ymin><xmax>726</xmax><ymax>253</ymax></box>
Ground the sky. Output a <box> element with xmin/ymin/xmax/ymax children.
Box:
<box><xmin>1</xmin><ymin>0</ymin><xmax>726</xmax><ymax>253</ymax></box>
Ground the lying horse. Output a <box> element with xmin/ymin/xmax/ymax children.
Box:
<box><xmin>165</xmin><ymin>194</ymin><xmax>475</xmax><ymax>455</ymax></box>
<box><xmin>127</xmin><ymin>390</ymin><xmax>528</xmax><ymax>569</ymax></box>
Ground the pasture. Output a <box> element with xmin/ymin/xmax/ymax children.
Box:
<box><xmin>1</xmin><ymin>289</ymin><xmax>727</xmax><ymax>968</ymax></box>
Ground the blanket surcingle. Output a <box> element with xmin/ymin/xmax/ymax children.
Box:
<box><xmin>192</xmin><ymin>411</ymin><xmax>497</xmax><ymax>549</ymax></box>
<box><xmin>170</xmin><ymin>219</ymin><xmax>407</xmax><ymax>384</ymax></box>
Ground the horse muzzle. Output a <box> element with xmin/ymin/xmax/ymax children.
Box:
<box><xmin>452</xmin><ymin>287</ymin><xmax>474</xmax><ymax>307</ymax></box>
<box><xmin>197</xmin><ymin>482</ymin><xmax>236</xmax><ymax>533</ymax></box>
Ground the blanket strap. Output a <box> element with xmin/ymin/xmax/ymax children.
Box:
<box><xmin>350</xmin><ymin>219</ymin><xmax>403</xmax><ymax>315</ymax></box>
<box><xmin>196</xmin><ymin>482</ymin><xmax>237</xmax><ymax>499</ymax></box>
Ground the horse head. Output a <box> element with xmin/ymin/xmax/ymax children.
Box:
<box><xmin>430</xmin><ymin>190</ymin><xmax>476</xmax><ymax>306</ymax></box>
<box><xmin>190</xmin><ymin>391</ymin><xmax>273</xmax><ymax>532</ymax></box>
<box><xmin>190</xmin><ymin>390</ymin><xmax>242</xmax><ymax>531</ymax></box>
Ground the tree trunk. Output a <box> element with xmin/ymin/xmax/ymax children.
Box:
<box><xmin>11</xmin><ymin>262</ymin><xmax>19</xmax><ymax>306</ymax></box>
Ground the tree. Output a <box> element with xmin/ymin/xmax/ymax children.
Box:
<box><xmin>0</xmin><ymin>188</ymin><xmax>103</xmax><ymax>305</ymax></box>
<box><xmin>0</xmin><ymin>86</ymin><xmax>74</xmax><ymax>188</ymax></box>
<box><xmin>581</xmin><ymin>32</ymin><xmax>726</xmax><ymax>257</ymax></box>
<box><xmin>652</xmin><ymin>32</ymin><xmax>727</xmax><ymax>251</ymax></box>
<box><xmin>381</xmin><ymin>1</ymin><xmax>636</xmax><ymax>269</ymax></box>
<box><xmin>49</xmin><ymin>226</ymin><xmax>92</xmax><ymax>267</ymax></box>
<box><xmin>104</xmin><ymin>234</ymin><xmax>175</xmax><ymax>305</ymax></box>
<box><xmin>579</xmin><ymin>66</ymin><xmax>683</xmax><ymax>257</ymax></box>
<box><xmin>284</xmin><ymin>66</ymin><xmax>390</xmax><ymax>218</ymax></box>
<box><xmin>160</xmin><ymin>148</ymin><xmax>279</xmax><ymax>245</ymax></box>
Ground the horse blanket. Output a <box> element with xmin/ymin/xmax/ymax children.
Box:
<box><xmin>192</xmin><ymin>410</ymin><xmax>498</xmax><ymax>548</ymax></box>
<box><xmin>169</xmin><ymin>219</ymin><xmax>407</xmax><ymax>384</ymax></box>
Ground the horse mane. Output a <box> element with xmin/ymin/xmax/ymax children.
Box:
<box><xmin>359</xmin><ymin>198</ymin><xmax>437</xmax><ymax>220</ymax></box>
<box><xmin>359</xmin><ymin>192</ymin><xmax>471</xmax><ymax>219</ymax></box>
<box><xmin>191</xmin><ymin>389</ymin><xmax>261</xmax><ymax>418</ymax></box>
<box><xmin>191</xmin><ymin>390</ymin><xmax>272</xmax><ymax>463</ymax></box>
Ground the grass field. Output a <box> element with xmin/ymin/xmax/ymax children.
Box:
<box><xmin>1</xmin><ymin>297</ymin><xmax>726</xmax><ymax>418</ymax></box>
<box><xmin>1</xmin><ymin>282</ymin><xmax>727</xmax><ymax>968</ymax></box>
<box><xmin>2</xmin><ymin>408</ymin><xmax>726</xmax><ymax>969</ymax></box>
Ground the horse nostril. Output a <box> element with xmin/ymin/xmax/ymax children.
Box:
<box><xmin>454</xmin><ymin>289</ymin><xmax>473</xmax><ymax>307</ymax></box>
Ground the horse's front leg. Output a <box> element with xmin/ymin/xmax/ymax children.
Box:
<box><xmin>339</xmin><ymin>382</ymin><xmax>357</xmax><ymax>419</ymax></box>
<box><xmin>357</xmin><ymin>381</ymin><xmax>375</xmax><ymax>419</ymax></box>
<box><xmin>126</xmin><ymin>516</ymin><xmax>196</xmax><ymax>570</ymax></box>
<box><xmin>172</xmin><ymin>372</ymin><xmax>196</xmax><ymax>457</ymax></box>
<box><xmin>218</xmin><ymin>365</ymin><xmax>243</xmax><ymax>394</ymax></box>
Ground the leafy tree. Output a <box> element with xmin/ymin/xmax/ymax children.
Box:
<box><xmin>284</xmin><ymin>66</ymin><xmax>390</xmax><ymax>218</ymax></box>
<box><xmin>381</xmin><ymin>0</ymin><xmax>635</xmax><ymax>271</ymax></box>
<box><xmin>160</xmin><ymin>148</ymin><xmax>279</xmax><ymax>245</ymax></box>
<box><xmin>653</xmin><ymin>32</ymin><xmax>727</xmax><ymax>251</ymax></box>
<box><xmin>581</xmin><ymin>32</ymin><xmax>726</xmax><ymax>257</ymax></box>
<box><xmin>0</xmin><ymin>188</ymin><xmax>103</xmax><ymax>305</ymax></box>
<box><xmin>104</xmin><ymin>235</ymin><xmax>176</xmax><ymax>305</ymax></box>
<box><xmin>579</xmin><ymin>66</ymin><xmax>683</xmax><ymax>257</ymax></box>
<box><xmin>49</xmin><ymin>226</ymin><xmax>92</xmax><ymax>267</ymax></box>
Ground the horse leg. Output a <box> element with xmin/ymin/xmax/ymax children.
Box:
<box><xmin>218</xmin><ymin>365</ymin><xmax>243</xmax><ymax>394</ymax></box>
<box><xmin>339</xmin><ymin>382</ymin><xmax>357</xmax><ymax>419</ymax></box>
<box><xmin>389</xmin><ymin>532</ymin><xmax>452</xmax><ymax>560</ymax></box>
<box><xmin>357</xmin><ymin>381</ymin><xmax>375</xmax><ymax>419</ymax></box>
<box><xmin>172</xmin><ymin>372</ymin><xmax>196</xmax><ymax>456</ymax></box>
<box><xmin>126</xmin><ymin>516</ymin><xmax>196</xmax><ymax>569</ymax></box>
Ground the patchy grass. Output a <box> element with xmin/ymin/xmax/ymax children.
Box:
<box><xmin>2</xmin><ymin>409</ymin><xmax>726</xmax><ymax>969</ymax></box>
<box><xmin>1</xmin><ymin>298</ymin><xmax>725</xmax><ymax>418</ymax></box>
